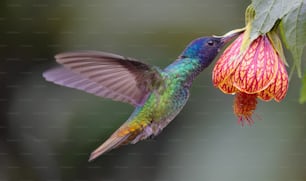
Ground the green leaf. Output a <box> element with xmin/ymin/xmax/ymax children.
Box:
<box><xmin>250</xmin><ymin>0</ymin><xmax>300</xmax><ymax>41</ymax></box>
<box><xmin>299</xmin><ymin>73</ymin><xmax>306</xmax><ymax>103</ymax></box>
<box><xmin>280</xmin><ymin>0</ymin><xmax>306</xmax><ymax>77</ymax></box>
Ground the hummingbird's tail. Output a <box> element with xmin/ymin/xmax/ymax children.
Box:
<box><xmin>88</xmin><ymin>122</ymin><xmax>155</xmax><ymax>161</ymax></box>
<box><xmin>88</xmin><ymin>133</ymin><xmax>130</xmax><ymax>162</ymax></box>
<box><xmin>88</xmin><ymin>112</ymin><xmax>154</xmax><ymax>162</ymax></box>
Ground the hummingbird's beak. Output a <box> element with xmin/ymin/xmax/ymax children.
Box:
<box><xmin>214</xmin><ymin>28</ymin><xmax>245</xmax><ymax>44</ymax></box>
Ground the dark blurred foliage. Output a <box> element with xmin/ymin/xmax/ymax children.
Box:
<box><xmin>0</xmin><ymin>0</ymin><xmax>306</xmax><ymax>180</ymax></box>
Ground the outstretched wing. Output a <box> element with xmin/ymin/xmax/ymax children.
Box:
<box><xmin>43</xmin><ymin>51</ymin><xmax>163</xmax><ymax>106</ymax></box>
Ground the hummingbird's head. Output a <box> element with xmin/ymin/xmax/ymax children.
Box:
<box><xmin>180</xmin><ymin>29</ymin><xmax>243</xmax><ymax>68</ymax></box>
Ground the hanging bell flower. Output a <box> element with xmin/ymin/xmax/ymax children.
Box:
<box><xmin>212</xmin><ymin>5</ymin><xmax>289</xmax><ymax>126</ymax></box>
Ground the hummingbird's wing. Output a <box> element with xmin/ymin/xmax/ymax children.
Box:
<box><xmin>43</xmin><ymin>51</ymin><xmax>163</xmax><ymax>106</ymax></box>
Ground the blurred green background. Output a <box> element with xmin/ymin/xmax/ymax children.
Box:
<box><xmin>1</xmin><ymin>0</ymin><xmax>306</xmax><ymax>180</ymax></box>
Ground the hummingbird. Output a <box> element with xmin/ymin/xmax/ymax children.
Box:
<box><xmin>43</xmin><ymin>30</ymin><xmax>241</xmax><ymax>161</ymax></box>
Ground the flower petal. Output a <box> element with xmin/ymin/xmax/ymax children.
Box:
<box><xmin>257</xmin><ymin>56</ymin><xmax>288</xmax><ymax>101</ymax></box>
<box><xmin>257</xmin><ymin>89</ymin><xmax>274</xmax><ymax>101</ymax></box>
<box><xmin>232</xmin><ymin>35</ymin><xmax>278</xmax><ymax>93</ymax></box>
<box><xmin>218</xmin><ymin>82</ymin><xmax>238</xmax><ymax>94</ymax></box>
<box><xmin>212</xmin><ymin>33</ymin><xmax>244</xmax><ymax>86</ymax></box>
<box><xmin>274</xmin><ymin>58</ymin><xmax>288</xmax><ymax>101</ymax></box>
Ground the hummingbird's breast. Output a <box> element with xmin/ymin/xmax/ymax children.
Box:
<box><xmin>135</xmin><ymin>78</ymin><xmax>189</xmax><ymax>137</ymax></box>
<box><xmin>125</xmin><ymin>58</ymin><xmax>202</xmax><ymax>138</ymax></box>
<box><xmin>164</xmin><ymin>57</ymin><xmax>204</xmax><ymax>87</ymax></box>
<box><xmin>143</xmin><ymin>58</ymin><xmax>201</xmax><ymax>120</ymax></box>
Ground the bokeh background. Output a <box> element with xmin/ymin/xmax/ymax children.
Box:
<box><xmin>1</xmin><ymin>0</ymin><xmax>306</xmax><ymax>180</ymax></box>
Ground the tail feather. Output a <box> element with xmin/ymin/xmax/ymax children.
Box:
<box><xmin>88</xmin><ymin>122</ymin><xmax>154</xmax><ymax>161</ymax></box>
<box><xmin>88</xmin><ymin>134</ymin><xmax>130</xmax><ymax>162</ymax></box>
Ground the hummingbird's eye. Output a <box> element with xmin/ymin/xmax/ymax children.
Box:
<box><xmin>207</xmin><ymin>40</ymin><xmax>214</xmax><ymax>46</ymax></box>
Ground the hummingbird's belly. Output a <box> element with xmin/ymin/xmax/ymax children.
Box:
<box><xmin>126</xmin><ymin>77</ymin><xmax>190</xmax><ymax>139</ymax></box>
<box><xmin>146</xmin><ymin>85</ymin><xmax>190</xmax><ymax>134</ymax></box>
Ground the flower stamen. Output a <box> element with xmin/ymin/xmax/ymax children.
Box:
<box><xmin>233</xmin><ymin>92</ymin><xmax>257</xmax><ymax>126</ymax></box>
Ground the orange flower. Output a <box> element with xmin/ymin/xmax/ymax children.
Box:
<box><xmin>212</xmin><ymin>32</ymin><xmax>288</xmax><ymax>125</ymax></box>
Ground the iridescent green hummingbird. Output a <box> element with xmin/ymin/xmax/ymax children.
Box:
<box><xmin>43</xmin><ymin>30</ymin><xmax>241</xmax><ymax>161</ymax></box>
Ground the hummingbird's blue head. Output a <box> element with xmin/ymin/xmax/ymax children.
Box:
<box><xmin>180</xmin><ymin>33</ymin><xmax>239</xmax><ymax>68</ymax></box>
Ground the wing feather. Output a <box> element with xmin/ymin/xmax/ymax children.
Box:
<box><xmin>43</xmin><ymin>51</ymin><xmax>163</xmax><ymax>106</ymax></box>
